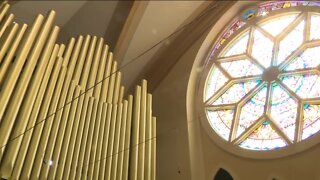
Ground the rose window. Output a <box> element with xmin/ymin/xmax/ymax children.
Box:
<box><xmin>204</xmin><ymin>10</ymin><xmax>320</xmax><ymax>151</ymax></box>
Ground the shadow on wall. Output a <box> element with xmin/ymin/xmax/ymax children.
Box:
<box><xmin>214</xmin><ymin>168</ymin><xmax>233</xmax><ymax>180</ymax></box>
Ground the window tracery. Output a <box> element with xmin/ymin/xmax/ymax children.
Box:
<box><xmin>204</xmin><ymin>1</ymin><xmax>320</xmax><ymax>151</ymax></box>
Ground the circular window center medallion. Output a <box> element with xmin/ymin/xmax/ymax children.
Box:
<box><xmin>262</xmin><ymin>67</ymin><xmax>279</xmax><ymax>82</ymax></box>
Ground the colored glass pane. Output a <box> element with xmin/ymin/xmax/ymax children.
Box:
<box><xmin>239</xmin><ymin>123</ymin><xmax>287</xmax><ymax>150</ymax></box>
<box><xmin>302</xmin><ymin>104</ymin><xmax>320</xmax><ymax>140</ymax></box>
<box><xmin>220</xmin><ymin>59</ymin><xmax>263</xmax><ymax>78</ymax></box>
<box><xmin>281</xmin><ymin>74</ymin><xmax>320</xmax><ymax>99</ymax></box>
<box><xmin>260</xmin><ymin>14</ymin><xmax>298</xmax><ymax>36</ymax></box>
<box><xmin>277</xmin><ymin>20</ymin><xmax>304</xmax><ymax>65</ymax></box>
<box><xmin>285</xmin><ymin>46</ymin><xmax>320</xmax><ymax>71</ymax></box>
<box><xmin>270</xmin><ymin>84</ymin><xmax>297</xmax><ymax>140</ymax></box>
<box><xmin>207</xmin><ymin>110</ymin><xmax>234</xmax><ymax>140</ymax></box>
<box><xmin>251</xmin><ymin>29</ymin><xmax>274</xmax><ymax>68</ymax></box>
<box><xmin>237</xmin><ymin>87</ymin><xmax>267</xmax><ymax>137</ymax></box>
<box><xmin>205</xmin><ymin>66</ymin><xmax>228</xmax><ymax>101</ymax></box>
<box><xmin>220</xmin><ymin>31</ymin><xmax>249</xmax><ymax>57</ymax></box>
<box><xmin>310</xmin><ymin>14</ymin><xmax>320</xmax><ymax>40</ymax></box>
<box><xmin>213</xmin><ymin>80</ymin><xmax>260</xmax><ymax>105</ymax></box>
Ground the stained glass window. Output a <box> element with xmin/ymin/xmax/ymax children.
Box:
<box><xmin>204</xmin><ymin>2</ymin><xmax>320</xmax><ymax>151</ymax></box>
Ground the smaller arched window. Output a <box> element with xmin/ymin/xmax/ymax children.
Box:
<box><xmin>214</xmin><ymin>168</ymin><xmax>233</xmax><ymax>180</ymax></box>
<box><xmin>200</xmin><ymin>1</ymin><xmax>320</xmax><ymax>158</ymax></box>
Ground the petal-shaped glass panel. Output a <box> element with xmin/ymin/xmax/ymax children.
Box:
<box><xmin>302</xmin><ymin>104</ymin><xmax>320</xmax><ymax>140</ymax></box>
<box><xmin>239</xmin><ymin>122</ymin><xmax>287</xmax><ymax>150</ymax></box>
<box><xmin>213</xmin><ymin>80</ymin><xmax>260</xmax><ymax>105</ymax></box>
<box><xmin>220</xmin><ymin>31</ymin><xmax>249</xmax><ymax>57</ymax></box>
<box><xmin>220</xmin><ymin>59</ymin><xmax>263</xmax><ymax>78</ymax></box>
<box><xmin>237</xmin><ymin>87</ymin><xmax>267</xmax><ymax>137</ymax></box>
<box><xmin>310</xmin><ymin>14</ymin><xmax>320</xmax><ymax>40</ymax></box>
<box><xmin>281</xmin><ymin>74</ymin><xmax>320</xmax><ymax>99</ymax></box>
<box><xmin>251</xmin><ymin>29</ymin><xmax>274</xmax><ymax>68</ymax></box>
<box><xmin>260</xmin><ymin>14</ymin><xmax>298</xmax><ymax>37</ymax></box>
<box><xmin>207</xmin><ymin>109</ymin><xmax>234</xmax><ymax>140</ymax></box>
<box><xmin>277</xmin><ymin>20</ymin><xmax>305</xmax><ymax>65</ymax></box>
<box><xmin>285</xmin><ymin>46</ymin><xmax>320</xmax><ymax>71</ymax></box>
<box><xmin>205</xmin><ymin>66</ymin><xmax>228</xmax><ymax>101</ymax></box>
<box><xmin>270</xmin><ymin>83</ymin><xmax>297</xmax><ymax>140</ymax></box>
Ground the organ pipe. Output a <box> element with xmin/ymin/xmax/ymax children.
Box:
<box><xmin>0</xmin><ymin>2</ymin><xmax>156</xmax><ymax>180</ymax></box>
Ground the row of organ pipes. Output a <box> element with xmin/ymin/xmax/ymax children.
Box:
<box><xmin>0</xmin><ymin>1</ymin><xmax>156</xmax><ymax>179</ymax></box>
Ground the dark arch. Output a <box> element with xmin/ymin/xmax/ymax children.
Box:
<box><xmin>214</xmin><ymin>168</ymin><xmax>233</xmax><ymax>180</ymax></box>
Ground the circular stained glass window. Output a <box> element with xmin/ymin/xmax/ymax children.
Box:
<box><xmin>203</xmin><ymin>6</ymin><xmax>320</xmax><ymax>152</ymax></box>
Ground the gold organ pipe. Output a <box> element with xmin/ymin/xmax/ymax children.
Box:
<box><xmin>46</xmin><ymin>80</ymin><xmax>79</xmax><ymax>179</ymax></box>
<box><xmin>14</xmin><ymin>43</ymin><xmax>62</xmax><ymax>177</ymax></box>
<box><xmin>88</xmin><ymin>101</ymin><xmax>104</xmax><ymax>180</ymax></box>
<box><xmin>86</xmin><ymin>37</ymin><xmax>103</xmax><ymax>91</ymax></box>
<box><xmin>0</xmin><ymin>24</ymin><xmax>58</xmax><ymax>162</ymax></box>
<box><xmin>0</xmin><ymin>1</ymin><xmax>10</xmax><ymax>22</ymax></box>
<box><xmin>75</xmin><ymin>97</ymin><xmax>96</xmax><ymax>180</ymax></box>
<box><xmin>70</xmin><ymin>45</ymin><xmax>110</xmax><ymax>179</ymax></box>
<box><xmin>33</xmin><ymin>38</ymin><xmax>75</xmax><ymax>180</ymax></box>
<box><xmin>111</xmin><ymin>100</ymin><xmax>126</xmax><ymax>180</ymax></box>
<box><xmin>0</xmin><ymin>22</ymin><xmax>18</xmax><ymax>65</ymax></box>
<box><xmin>72</xmin><ymin>35</ymin><xmax>91</xmax><ymax>83</ymax></box>
<box><xmin>92</xmin><ymin>102</ymin><xmax>108</xmax><ymax>180</ymax></box>
<box><xmin>41</xmin><ymin>35</ymin><xmax>86</xmax><ymax>179</ymax></box>
<box><xmin>41</xmin><ymin>79</ymin><xmax>76</xmax><ymax>179</ymax></box>
<box><xmin>82</xmin><ymin>98</ymin><xmax>99</xmax><ymax>179</ymax></box>
<box><xmin>112</xmin><ymin>71</ymin><xmax>122</xmax><ymax>104</ymax></box>
<box><xmin>115</xmin><ymin>99</ymin><xmax>128</xmax><ymax>180</ymax></box>
<box><xmin>35</xmin><ymin>37</ymin><xmax>75</xmax><ymax>179</ymax></box>
<box><xmin>122</xmin><ymin>95</ymin><xmax>133</xmax><ymax>180</ymax></box>
<box><xmin>0</xmin><ymin>5</ymin><xmax>156</xmax><ymax>180</ymax></box>
<box><xmin>68</xmin><ymin>95</ymin><xmax>91</xmax><ymax>180</ymax></box>
<box><xmin>119</xmin><ymin>86</ymin><xmax>125</xmax><ymax>104</ymax></box>
<box><xmin>13</xmin><ymin>43</ymin><xmax>61</xmax><ymax>179</ymax></box>
<box><xmin>79</xmin><ymin>36</ymin><xmax>97</xmax><ymax>88</ymax></box>
<box><xmin>29</xmin><ymin>53</ymin><xmax>65</xmax><ymax>179</ymax></box>
<box><xmin>87</xmin><ymin>41</ymin><xmax>107</xmax><ymax>179</ymax></box>
<box><xmin>0</xmin><ymin>14</ymin><xmax>44</xmax><ymax>121</ymax></box>
<box><xmin>28</xmin><ymin>63</ymin><xmax>68</xmax><ymax>180</ymax></box>
<box><xmin>0</xmin><ymin>11</ymin><xmax>55</xmax><ymax>129</ymax></box>
<box><xmin>138</xmin><ymin>79</ymin><xmax>147</xmax><ymax>180</ymax></box>
<box><xmin>0</xmin><ymin>13</ymin><xmax>14</xmax><ymax>37</ymax></box>
<box><xmin>47</xmin><ymin>36</ymin><xmax>94</xmax><ymax>175</ymax></box>
<box><xmin>98</xmin><ymin>102</ymin><xmax>113</xmax><ymax>180</ymax></box>
<box><xmin>106</xmin><ymin>57</ymin><xmax>117</xmax><ymax>103</ymax></box>
<box><xmin>0</xmin><ymin>25</ymin><xmax>59</xmax><ymax>162</ymax></box>
<box><xmin>54</xmin><ymin>85</ymin><xmax>82</xmax><ymax>180</ymax></box>
<box><xmin>0</xmin><ymin>3</ymin><xmax>10</xmax><ymax>25</ymax></box>
<box><xmin>62</xmin><ymin>89</ymin><xmax>85</xmax><ymax>178</ymax></box>
<box><xmin>105</xmin><ymin>103</ymin><xmax>121</xmax><ymax>180</ymax></box>
<box><xmin>145</xmin><ymin>94</ymin><xmax>153</xmax><ymax>180</ymax></box>
<box><xmin>0</xmin><ymin>44</ymin><xmax>60</xmax><ymax>179</ymax></box>
<box><xmin>0</xmin><ymin>24</ymin><xmax>27</xmax><ymax>84</ymax></box>
<box><xmin>93</xmin><ymin>44</ymin><xmax>109</xmax><ymax>100</ymax></box>
<box><xmin>61</xmin><ymin>38</ymin><xmax>76</xmax><ymax>67</ymax></box>
<box><xmin>54</xmin><ymin>35</ymin><xmax>97</xmax><ymax>179</ymax></box>
<box><xmin>152</xmin><ymin>117</ymin><xmax>157</xmax><ymax>180</ymax></box>
<box><xmin>100</xmin><ymin>52</ymin><xmax>113</xmax><ymax>102</ymax></box>
<box><xmin>129</xmin><ymin>85</ymin><xmax>142</xmax><ymax>180</ymax></box>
